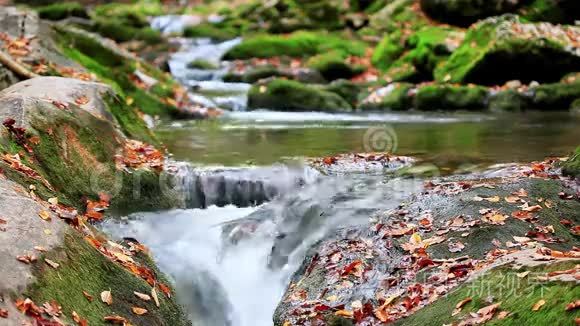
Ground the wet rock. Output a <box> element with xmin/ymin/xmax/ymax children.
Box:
<box><xmin>248</xmin><ymin>79</ymin><xmax>352</xmax><ymax>112</ymax></box>
<box><xmin>308</xmin><ymin>153</ymin><xmax>414</xmax><ymax>175</ymax></box>
<box><xmin>358</xmin><ymin>83</ymin><xmax>414</xmax><ymax>111</ymax></box>
<box><xmin>562</xmin><ymin>147</ymin><xmax>580</xmax><ymax>178</ymax></box>
<box><xmin>420</xmin><ymin>0</ymin><xmax>525</xmax><ymax>26</ymax></box>
<box><xmin>274</xmin><ymin>160</ymin><xmax>580</xmax><ymax>325</ymax></box>
<box><xmin>435</xmin><ymin>15</ymin><xmax>580</xmax><ymax>85</ymax></box>
<box><xmin>414</xmin><ymin>84</ymin><xmax>489</xmax><ymax>111</ymax></box>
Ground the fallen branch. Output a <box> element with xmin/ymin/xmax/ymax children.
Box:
<box><xmin>0</xmin><ymin>50</ymin><xmax>38</xmax><ymax>79</ymax></box>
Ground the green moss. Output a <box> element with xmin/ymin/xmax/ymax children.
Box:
<box><xmin>93</xmin><ymin>2</ymin><xmax>163</xmax><ymax>26</ymax></box>
<box><xmin>519</xmin><ymin>0</ymin><xmax>580</xmax><ymax>24</ymax></box>
<box><xmin>358</xmin><ymin>82</ymin><xmax>414</xmax><ymax>111</ymax></box>
<box><xmin>396</xmin><ymin>261</ymin><xmax>580</xmax><ymax>326</ymax></box>
<box><xmin>371</xmin><ymin>31</ymin><xmax>405</xmax><ymax>71</ymax></box>
<box><xmin>307</xmin><ymin>51</ymin><xmax>364</xmax><ymax>81</ymax></box>
<box><xmin>562</xmin><ymin>146</ymin><xmax>580</xmax><ymax>178</ymax></box>
<box><xmin>248</xmin><ymin>78</ymin><xmax>352</xmax><ymax>112</ymax></box>
<box><xmin>415</xmin><ymin>84</ymin><xmax>488</xmax><ymax>111</ymax></box>
<box><xmin>323</xmin><ymin>79</ymin><xmax>364</xmax><ymax>107</ymax></box>
<box><xmin>223</xmin><ymin>31</ymin><xmax>366</xmax><ymax>60</ymax></box>
<box><xmin>36</xmin><ymin>2</ymin><xmax>88</xmax><ymax>21</ymax></box>
<box><xmin>55</xmin><ymin>25</ymin><xmax>180</xmax><ymax>121</ymax></box>
<box><xmin>531</xmin><ymin>80</ymin><xmax>580</xmax><ymax>110</ymax></box>
<box><xmin>186</xmin><ymin>59</ymin><xmax>218</xmax><ymax>70</ymax></box>
<box><xmin>435</xmin><ymin>15</ymin><xmax>580</xmax><ymax>85</ymax></box>
<box><xmin>93</xmin><ymin>19</ymin><xmax>162</xmax><ymax>45</ymax></box>
<box><xmin>183</xmin><ymin>23</ymin><xmax>238</xmax><ymax>41</ymax></box>
<box><xmin>488</xmin><ymin>89</ymin><xmax>530</xmax><ymax>111</ymax></box>
<box><xmin>28</xmin><ymin>231</ymin><xmax>190</xmax><ymax>326</ymax></box>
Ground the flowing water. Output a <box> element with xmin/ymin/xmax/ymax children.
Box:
<box><xmin>103</xmin><ymin>28</ymin><xmax>580</xmax><ymax>326</ymax></box>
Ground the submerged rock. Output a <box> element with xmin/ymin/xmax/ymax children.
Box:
<box><xmin>435</xmin><ymin>15</ymin><xmax>580</xmax><ymax>85</ymax></box>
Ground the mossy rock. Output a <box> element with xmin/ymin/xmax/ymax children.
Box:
<box><xmin>27</xmin><ymin>231</ymin><xmax>191</xmax><ymax>326</ymax></box>
<box><xmin>186</xmin><ymin>59</ymin><xmax>218</xmax><ymax>70</ymax></box>
<box><xmin>323</xmin><ymin>79</ymin><xmax>365</xmax><ymax>107</ymax></box>
<box><xmin>248</xmin><ymin>78</ymin><xmax>352</xmax><ymax>112</ymax></box>
<box><xmin>561</xmin><ymin>146</ymin><xmax>580</xmax><ymax>178</ymax></box>
<box><xmin>307</xmin><ymin>51</ymin><xmax>365</xmax><ymax>81</ymax></box>
<box><xmin>223</xmin><ymin>31</ymin><xmax>366</xmax><ymax>60</ymax></box>
<box><xmin>531</xmin><ymin>80</ymin><xmax>580</xmax><ymax>110</ymax></box>
<box><xmin>415</xmin><ymin>84</ymin><xmax>489</xmax><ymax>111</ymax></box>
<box><xmin>487</xmin><ymin>89</ymin><xmax>530</xmax><ymax>111</ymax></box>
<box><xmin>395</xmin><ymin>260</ymin><xmax>580</xmax><ymax>325</ymax></box>
<box><xmin>358</xmin><ymin>82</ymin><xmax>414</xmax><ymax>110</ymax></box>
<box><xmin>0</xmin><ymin>77</ymin><xmax>180</xmax><ymax>212</ymax></box>
<box><xmin>518</xmin><ymin>0</ymin><xmax>580</xmax><ymax>24</ymax></box>
<box><xmin>183</xmin><ymin>23</ymin><xmax>239</xmax><ymax>41</ymax></box>
<box><xmin>92</xmin><ymin>2</ymin><xmax>163</xmax><ymax>28</ymax></box>
<box><xmin>368</xmin><ymin>0</ymin><xmax>429</xmax><ymax>33</ymax></box>
<box><xmin>371</xmin><ymin>30</ymin><xmax>406</xmax><ymax>71</ymax></box>
<box><xmin>274</xmin><ymin>174</ymin><xmax>580</xmax><ymax>325</ymax></box>
<box><xmin>93</xmin><ymin>19</ymin><xmax>163</xmax><ymax>45</ymax></box>
<box><xmin>54</xmin><ymin>24</ymin><xmax>182</xmax><ymax>119</ymax></box>
<box><xmin>435</xmin><ymin>15</ymin><xmax>580</xmax><ymax>85</ymax></box>
<box><xmin>36</xmin><ymin>2</ymin><xmax>88</xmax><ymax>21</ymax></box>
<box><xmin>419</xmin><ymin>0</ymin><xmax>525</xmax><ymax>26</ymax></box>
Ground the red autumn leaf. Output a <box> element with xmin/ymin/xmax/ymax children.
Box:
<box><xmin>341</xmin><ymin>260</ymin><xmax>363</xmax><ymax>277</ymax></box>
<box><xmin>0</xmin><ymin>308</ymin><xmax>7</xmax><ymax>318</ymax></box>
<box><xmin>158</xmin><ymin>283</ymin><xmax>172</xmax><ymax>298</ymax></box>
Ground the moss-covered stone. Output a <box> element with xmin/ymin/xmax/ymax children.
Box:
<box><xmin>358</xmin><ymin>82</ymin><xmax>414</xmax><ymax>110</ymax></box>
<box><xmin>92</xmin><ymin>2</ymin><xmax>163</xmax><ymax>28</ymax></box>
<box><xmin>223</xmin><ymin>31</ymin><xmax>366</xmax><ymax>60</ymax></box>
<box><xmin>419</xmin><ymin>0</ymin><xmax>525</xmax><ymax>26</ymax></box>
<box><xmin>28</xmin><ymin>231</ymin><xmax>191</xmax><ymax>326</ymax></box>
<box><xmin>36</xmin><ymin>2</ymin><xmax>88</xmax><ymax>21</ymax></box>
<box><xmin>371</xmin><ymin>30</ymin><xmax>405</xmax><ymax>71</ymax></box>
<box><xmin>324</xmin><ymin>79</ymin><xmax>364</xmax><ymax>107</ymax></box>
<box><xmin>518</xmin><ymin>0</ymin><xmax>580</xmax><ymax>24</ymax></box>
<box><xmin>248</xmin><ymin>78</ymin><xmax>352</xmax><ymax>112</ymax></box>
<box><xmin>93</xmin><ymin>19</ymin><xmax>163</xmax><ymax>45</ymax></box>
<box><xmin>487</xmin><ymin>89</ymin><xmax>530</xmax><ymax>111</ymax></box>
<box><xmin>307</xmin><ymin>51</ymin><xmax>365</xmax><ymax>81</ymax></box>
<box><xmin>54</xmin><ymin>25</ymin><xmax>181</xmax><ymax>119</ymax></box>
<box><xmin>561</xmin><ymin>146</ymin><xmax>580</xmax><ymax>177</ymax></box>
<box><xmin>186</xmin><ymin>59</ymin><xmax>218</xmax><ymax>70</ymax></box>
<box><xmin>435</xmin><ymin>15</ymin><xmax>580</xmax><ymax>85</ymax></box>
<box><xmin>531</xmin><ymin>79</ymin><xmax>580</xmax><ymax>109</ymax></box>
<box><xmin>415</xmin><ymin>84</ymin><xmax>488</xmax><ymax>111</ymax></box>
<box><xmin>183</xmin><ymin>23</ymin><xmax>239</xmax><ymax>41</ymax></box>
<box><xmin>395</xmin><ymin>261</ymin><xmax>580</xmax><ymax>325</ymax></box>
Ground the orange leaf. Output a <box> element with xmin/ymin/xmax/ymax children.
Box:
<box><xmin>532</xmin><ymin>299</ymin><xmax>546</xmax><ymax>311</ymax></box>
<box><xmin>131</xmin><ymin>307</ymin><xmax>148</xmax><ymax>315</ymax></box>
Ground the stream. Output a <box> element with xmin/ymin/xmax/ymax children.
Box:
<box><xmin>102</xmin><ymin>23</ymin><xmax>580</xmax><ymax>326</ymax></box>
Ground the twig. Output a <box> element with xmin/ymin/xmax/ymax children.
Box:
<box><xmin>0</xmin><ymin>50</ymin><xmax>38</xmax><ymax>79</ymax></box>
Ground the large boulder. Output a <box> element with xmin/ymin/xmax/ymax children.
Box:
<box><xmin>274</xmin><ymin>161</ymin><xmax>580</xmax><ymax>325</ymax></box>
<box><xmin>0</xmin><ymin>77</ymin><xmax>180</xmax><ymax>213</ymax></box>
<box><xmin>420</xmin><ymin>0</ymin><xmax>525</xmax><ymax>26</ymax></box>
<box><xmin>435</xmin><ymin>15</ymin><xmax>580</xmax><ymax>85</ymax></box>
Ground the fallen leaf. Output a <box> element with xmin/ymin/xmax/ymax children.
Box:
<box><xmin>566</xmin><ymin>300</ymin><xmax>580</xmax><ymax>311</ymax></box>
<box><xmin>134</xmin><ymin>292</ymin><xmax>151</xmax><ymax>301</ymax></box>
<box><xmin>335</xmin><ymin>309</ymin><xmax>354</xmax><ymax>318</ymax></box>
<box><xmin>452</xmin><ymin>297</ymin><xmax>472</xmax><ymax>316</ymax></box>
<box><xmin>104</xmin><ymin>315</ymin><xmax>128</xmax><ymax>324</ymax></box>
<box><xmin>75</xmin><ymin>96</ymin><xmax>89</xmax><ymax>105</ymax></box>
<box><xmin>532</xmin><ymin>299</ymin><xmax>546</xmax><ymax>311</ymax></box>
<box><xmin>44</xmin><ymin>258</ymin><xmax>59</xmax><ymax>269</ymax></box>
<box><xmin>82</xmin><ymin>291</ymin><xmax>93</xmax><ymax>302</ymax></box>
<box><xmin>504</xmin><ymin>196</ymin><xmax>520</xmax><ymax>203</ymax></box>
<box><xmin>131</xmin><ymin>307</ymin><xmax>148</xmax><ymax>315</ymax></box>
<box><xmin>151</xmin><ymin>287</ymin><xmax>160</xmax><ymax>307</ymax></box>
<box><xmin>484</xmin><ymin>196</ymin><xmax>500</xmax><ymax>203</ymax></box>
<box><xmin>34</xmin><ymin>246</ymin><xmax>47</xmax><ymax>252</ymax></box>
<box><xmin>0</xmin><ymin>308</ymin><xmax>7</xmax><ymax>318</ymax></box>
<box><xmin>101</xmin><ymin>290</ymin><xmax>113</xmax><ymax>305</ymax></box>
<box><xmin>48</xmin><ymin>197</ymin><xmax>58</xmax><ymax>205</ymax></box>
<box><xmin>517</xmin><ymin>271</ymin><xmax>530</xmax><ymax>278</ymax></box>
<box><xmin>448</xmin><ymin>241</ymin><xmax>465</xmax><ymax>253</ymax></box>
<box><xmin>497</xmin><ymin>311</ymin><xmax>509</xmax><ymax>319</ymax></box>
<box><xmin>38</xmin><ymin>210</ymin><xmax>51</xmax><ymax>221</ymax></box>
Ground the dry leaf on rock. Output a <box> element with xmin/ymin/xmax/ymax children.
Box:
<box><xmin>101</xmin><ymin>290</ymin><xmax>113</xmax><ymax>305</ymax></box>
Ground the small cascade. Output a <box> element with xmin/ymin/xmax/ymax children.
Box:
<box><xmin>170</xmin><ymin>163</ymin><xmax>319</xmax><ymax>209</ymax></box>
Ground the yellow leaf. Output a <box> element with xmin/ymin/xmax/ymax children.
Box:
<box><xmin>335</xmin><ymin>309</ymin><xmax>353</xmax><ymax>318</ymax></box>
<box><xmin>151</xmin><ymin>287</ymin><xmax>160</xmax><ymax>307</ymax></box>
<box><xmin>44</xmin><ymin>258</ymin><xmax>59</xmax><ymax>269</ymax></box>
<box><xmin>131</xmin><ymin>307</ymin><xmax>148</xmax><ymax>315</ymax></box>
<box><xmin>101</xmin><ymin>290</ymin><xmax>113</xmax><ymax>305</ymax></box>
<box><xmin>38</xmin><ymin>211</ymin><xmax>51</xmax><ymax>221</ymax></box>
<box><xmin>48</xmin><ymin>197</ymin><xmax>58</xmax><ymax>205</ymax></box>
<box><xmin>126</xmin><ymin>97</ymin><xmax>134</xmax><ymax>106</ymax></box>
<box><xmin>410</xmin><ymin>232</ymin><xmax>422</xmax><ymax>245</ymax></box>
<box><xmin>532</xmin><ymin>299</ymin><xmax>545</xmax><ymax>311</ymax></box>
